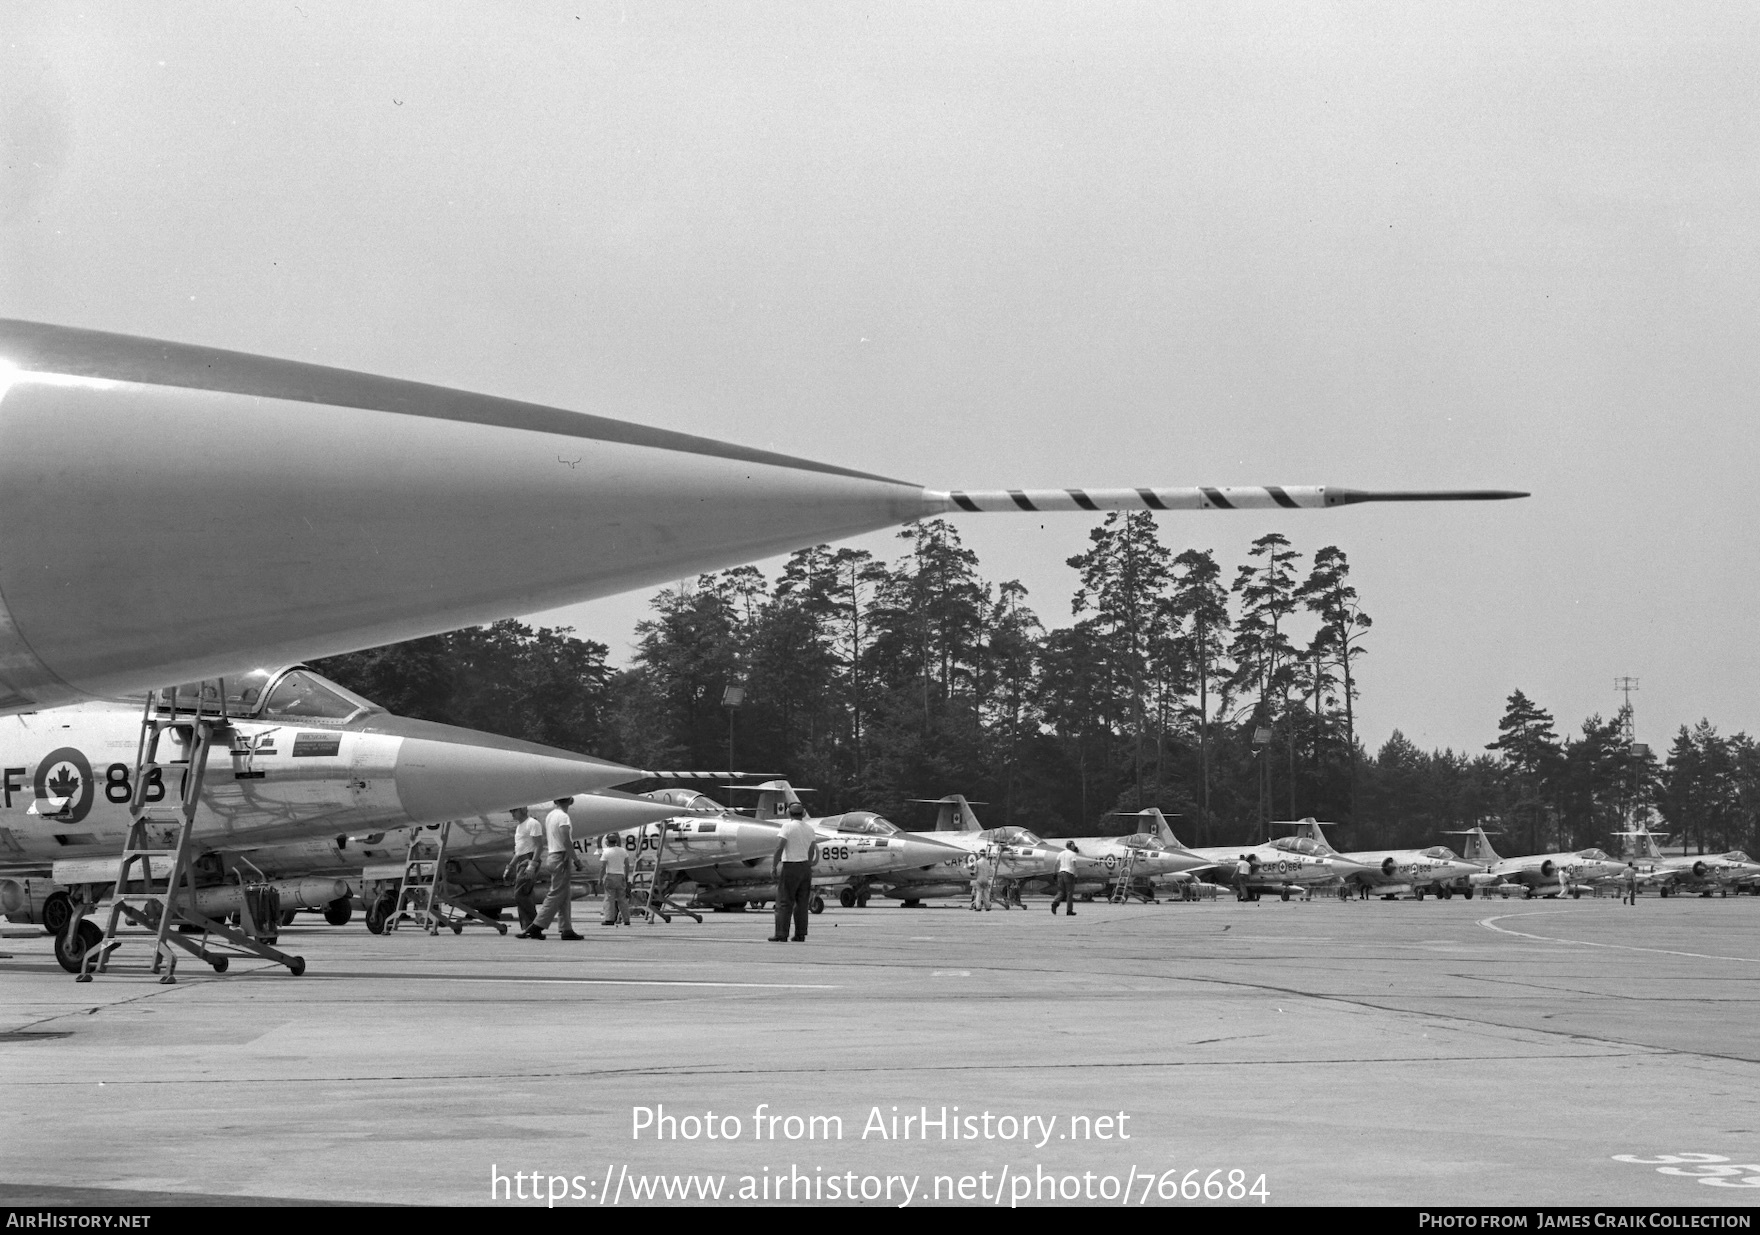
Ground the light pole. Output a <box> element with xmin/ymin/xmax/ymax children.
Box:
<box><xmin>1252</xmin><ymin>724</ymin><xmax>1272</xmax><ymax>831</ymax></box>
<box><xmin>722</xmin><ymin>685</ymin><xmax>745</xmax><ymax>773</ymax></box>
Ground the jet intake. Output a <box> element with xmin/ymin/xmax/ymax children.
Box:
<box><xmin>1380</xmin><ymin>857</ymin><xmax>1399</xmax><ymax>878</ymax></box>
<box><xmin>1539</xmin><ymin>859</ymin><xmax>1557</xmax><ymax>879</ymax></box>
<box><xmin>1692</xmin><ymin>861</ymin><xmax>1710</xmax><ymax>880</ymax></box>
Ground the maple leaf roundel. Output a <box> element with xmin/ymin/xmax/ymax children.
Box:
<box><xmin>34</xmin><ymin>747</ymin><xmax>95</xmax><ymax>824</ymax></box>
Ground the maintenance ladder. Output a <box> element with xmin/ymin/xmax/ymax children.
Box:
<box><xmin>387</xmin><ymin>821</ymin><xmax>507</xmax><ymax>935</ymax></box>
<box><xmin>78</xmin><ymin>682</ymin><xmax>305</xmax><ymax>982</ymax></box>
<box><xmin>1108</xmin><ymin>848</ymin><xmax>1140</xmax><ymax>904</ymax></box>
<box><xmin>631</xmin><ymin>823</ymin><xmax>702</xmax><ymax>925</ymax></box>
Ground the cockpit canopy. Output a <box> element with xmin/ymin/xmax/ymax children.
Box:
<box><xmin>1724</xmin><ymin>851</ymin><xmax>1754</xmax><ymax>863</ymax></box>
<box><xmin>1574</xmin><ymin>848</ymin><xmax>1611</xmax><ymax>861</ymax></box>
<box><xmin>1268</xmin><ymin>836</ymin><xmax>1326</xmax><ymax>856</ymax></box>
<box><xmin>830</xmin><ymin>812</ymin><xmax>900</xmax><ymax>836</ymax></box>
<box><xmin>985</xmin><ymin>825</ymin><xmax>1044</xmax><ymax>846</ymax></box>
<box><xmin>644</xmin><ymin>788</ymin><xmax>723</xmax><ymax>813</ymax></box>
<box><xmin>158</xmin><ymin>666</ymin><xmax>381</xmax><ymax>724</ymax></box>
<box><xmin>1420</xmin><ymin>846</ymin><xmax>1460</xmax><ymax>860</ymax></box>
<box><xmin>1124</xmin><ymin>834</ymin><xmax>1167</xmax><ymax>851</ymax></box>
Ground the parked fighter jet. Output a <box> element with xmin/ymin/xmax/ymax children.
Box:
<box><xmin>1143</xmin><ymin>811</ymin><xmax>1372</xmax><ymax>900</ymax></box>
<box><xmin>0</xmin><ymin>320</ymin><xmax>1526</xmax><ymax>715</ymax></box>
<box><xmin>1284</xmin><ymin>819</ymin><xmax>1483</xmax><ymax>900</ymax></box>
<box><xmin>1034</xmin><ymin>810</ymin><xmax>1216</xmax><ymax>903</ymax></box>
<box><xmin>1444</xmin><ymin>826</ymin><xmax>1625</xmax><ymax>898</ymax></box>
<box><xmin>856</xmin><ymin>795</ymin><xmax>1061</xmax><ymax>907</ymax></box>
<box><xmin>0</xmin><ymin>664</ymin><xmax>685</xmax><ymax>967</ymax></box>
<box><xmin>1611</xmin><ymin>821</ymin><xmax>1760</xmax><ymax>898</ymax></box>
<box><xmin>611</xmin><ymin>782</ymin><xmax>958</xmax><ymax>913</ymax></box>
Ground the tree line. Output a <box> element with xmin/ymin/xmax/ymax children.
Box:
<box><xmin>311</xmin><ymin>518</ymin><xmax>1758</xmax><ymax>856</ymax></box>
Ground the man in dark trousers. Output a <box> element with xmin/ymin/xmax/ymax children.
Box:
<box><xmin>501</xmin><ymin>805</ymin><xmax>543</xmax><ymax>932</ymax></box>
<box><xmin>1050</xmin><ymin>841</ymin><xmax>1080</xmax><ymax>916</ymax></box>
<box><xmin>770</xmin><ymin>801</ymin><xmax>820</xmax><ymax>942</ymax></box>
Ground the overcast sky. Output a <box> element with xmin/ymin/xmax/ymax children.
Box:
<box><xmin>4</xmin><ymin>3</ymin><xmax>1756</xmax><ymax>756</ymax></box>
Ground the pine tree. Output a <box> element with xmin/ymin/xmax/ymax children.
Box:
<box><xmin>1486</xmin><ymin>689</ymin><xmax>1563</xmax><ymax>851</ymax></box>
<box><xmin>1067</xmin><ymin>512</ymin><xmax>1173</xmax><ymax>810</ymax></box>
<box><xmin>1229</xmin><ymin>534</ymin><xmax>1304</xmax><ymax>823</ymax></box>
<box><xmin>1164</xmin><ymin>548</ymin><xmax>1230</xmax><ymax>834</ymax></box>
<box><xmin>1299</xmin><ymin>545</ymin><xmax>1370</xmax><ymax>818</ymax></box>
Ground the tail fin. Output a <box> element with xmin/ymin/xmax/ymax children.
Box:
<box><xmin>728</xmin><ymin>779</ymin><xmax>814</xmax><ymax>820</ymax></box>
<box><xmin>1612</xmin><ymin>820</ymin><xmax>1667</xmax><ymax>861</ymax></box>
<box><xmin>1132</xmin><ymin>808</ymin><xmax>1187</xmax><ymax>849</ymax></box>
<box><xmin>1445</xmin><ymin>825</ymin><xmax>1503</xmax><ymax>864</ymax></box>
<box><xmin>910</xmin><ymin>795</ymin><xmax>988</xmax><ymax>832</ymax></box>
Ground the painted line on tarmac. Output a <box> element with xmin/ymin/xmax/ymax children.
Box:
<box><xmin>1478</xmin><ymin>911</ymin><xmax>1760</xmax><ymax>964</ymax></box>
<box><xmin>313</xmin><ymin>972</ymin><xmax>842</xmax><ymax>990</ymax></box>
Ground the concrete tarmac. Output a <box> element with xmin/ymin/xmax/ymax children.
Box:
<box><xmin>4</xmin><ymin>892</ymin><xmax>1760</xmax><ymax>1208</ymax></box>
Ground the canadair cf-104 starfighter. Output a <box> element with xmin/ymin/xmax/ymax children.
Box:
<box><xmin>0</xmin><ymin>320</ymin><xmax>1525</xmax><ymax>714</ymax></box>
<box><xmin>1445</xmin><ymin>826</ymin><xmax>1626</xmax><ymax>898</ymax></box>
<box><xmin>1611</xmin><ymin>821</ymin><xmax>1760</xmax><ymax>897</ymax></box>
<box><xmin>1284</xmin><ymin>819</ymin><xmax>1483</xmax><ymax>899</ymax></box>
<box><xmin>1042</xmin><ymin>810</ymin><xmax>1217</xmax><ymax>902</ymax></box>
<box><xmin>859</xmin><ymin>794</ymin><xmax>1061</xmax><ymax>907</ymax></box>
<box><xmin>1141</xmin><ymin>811</ymin><xmax>1374</xmax><ymax>900</ymax></box>
<box><xmin>617</xmin><ymin>783</ymin><xmax>959</xmax><ymax>913</ymax></box>
<box><xmin>0</xmin><ymin>665</ymin><xmax>693</xmax><ymax>968</ymax></box>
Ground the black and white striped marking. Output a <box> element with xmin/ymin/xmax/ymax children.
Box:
<box><xmin>928</xmin><ymin>486</ymin><xmax>1526</xmax><ymax>513</ymax></box>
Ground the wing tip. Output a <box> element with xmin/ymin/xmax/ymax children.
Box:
<box><xmin>1325</xmin><ymin>488</ymin><xmax>1530</xmax><ymax>506</ymax></box>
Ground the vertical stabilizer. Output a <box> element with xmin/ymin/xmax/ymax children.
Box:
<box><xmin>1448</xmin><ymin>826</ymin><xmax>1503</xmax><ymax>865</ymax></box>
<box><xmin>1617</xmin><ymin>821</ymin><xmax>1667</xmax><ymax>861</ymax></box>
<box><xmin>1140</xmin><ymin>809</ymin><xmax>1189</xmax><ymax>849</ymax></box>
<box><xmin>953</xmin><ymin>796</ymin><xmax>984</xmax><ymax>832</ymax></box>
<box><xmin>910</xmin><ymin>795</ymin><xmax>986</xmax><ymax>832</ymax></box>
<box><xmin>737</xmin><ymin>780</ymin><xmax>809</xmax><ymax>820</ymax></box>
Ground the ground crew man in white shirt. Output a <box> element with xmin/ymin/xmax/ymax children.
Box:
<box><xmin>501</xmin><ymin>805</ymin><xmax>544</xmax><ymax>931</ymax></box>
<box><xmin>601</xmin><ymin>833</ymin><xmax>632</xmax><ymax>926</ymax></box>
<box><xmin>769</xmin><ymin>802</ymin><xmax>820</xmax><ymax>942</ymax></box>
<box><xmin>1050</xmin><ymin>842</ymin><xmax>1079</xmax><ymax>916</ymax></box>
<box><xmin>521</xmin><ymin>796</ymin><xmax>584</xmax><ymax>940</ymax></box>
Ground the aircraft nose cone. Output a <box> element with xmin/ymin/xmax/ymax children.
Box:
<box><xmin>562</xmin><ymin>793</ymin><xmax>693</xmax><ymax>841</ymax></box>
<box><xmin>731</xmin><ymin>821</ymin><xmax>781</xmax><ymax>861</ymax></box>
<box><xmin>897</xmin><ymin>833</ymin><xmax>958</xmax><ymax>868</ymax></box>
<box><xmin>391</xmin><ymin>734</ymin><xmax>641</xmax><ymax>825</ymax></box>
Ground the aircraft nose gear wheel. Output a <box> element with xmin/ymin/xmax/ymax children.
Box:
<box><xmin>365</xmin><ymin>891</ymin><xmax>396</xmax><ymax>934</ymax></box>
<box><xmin>55</xmin><ymin>919</ymin><xmax>103</xmax><ymax>974</ymax></box>
<box><xmin>838</xmin><ymin>887</ymin><xmax>856</xmax><ymax>908</ymax></box>
<box><xmin>323</xmin><ymin>899</ymin><xmax>352</xmax><ymax>927</ymax></box>
<box><xmin>810</xmin><ymin>895</ymin><xmax>825</xmax><ymax>915</ymax></box>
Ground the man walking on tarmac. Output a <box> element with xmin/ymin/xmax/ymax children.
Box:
<box><xmin>769</xmin><ymin>801</ymin><xmax>819</xmax><ymax>942</ymax></box>
<box><xmin>520</xmin><ymin>796</ymin><xmax>584</xmax><ymax>941</ymax></box>
<box><xmin>501</xmin><ymin>805</ymin><xmax>544</xmax><ymax>932</ymax></box>
<box><xmin>1050</xmin><ymin>841</ymin><xmax>1080</xmax><ymax>916</ymax></box>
